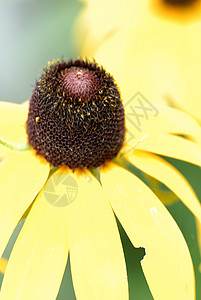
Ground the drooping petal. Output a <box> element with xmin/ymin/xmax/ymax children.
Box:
<box><xmin>0</xmin><ymin>101</ymin><xmax>28</xmax><ymax>144</ymax></box>
<box><xmin>127</xmin><ymin>150</ymin><xmax>201</xmax><ymax>223</ymax></box>
<box><xmin>67</xmin><ymin>170</ymin><xmax>128</xmax><ymax>300</ymax></box>
<box><xmin>101</xmin><ymin>163</ymin><xmax>195</xmax><ymax>300</ymax></box>
<box><xmin>0</xmin><ymin>150</ymin><xmax>49</xmax><ymax>258</ymax></box>
<box><xmin>0</xmin><ymin>171</ymin><xmax>69</xmax><ymax>300</ymax></box>
<box><xmin>136</xmin><ymin>133</ymin><xmax>201</xmax><ymax>167</ymax></box>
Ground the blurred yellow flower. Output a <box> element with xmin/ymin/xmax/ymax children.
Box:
<box><xmin>151</xmin><ymin>0</ymin><xmax>201</xmax><ymax>24</ymax></box>
<box><xmin>75</xmin><ymin>0</ymin><xmax>201</xmax><ymax>121</ymax></box>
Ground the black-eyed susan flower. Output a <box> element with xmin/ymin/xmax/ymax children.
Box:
<box><xmin>0</xmin><ymin>58</ymin><xmax>201</xmax><ymax>300</ymax></box>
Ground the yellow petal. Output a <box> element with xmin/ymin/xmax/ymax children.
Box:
<box><xmin>1</xmin><ymin>172</ymin><xmax>69</xmax><ymax>300</ymax></box>
<box><xmin>101</xmin><ymin>163</ymin><xmax>195</xmax><ymax>300</ymax></box>
<box><xmin>125</xmin><ymin>104</ymin><xmax>201</xmax><ymax>147</ymax></box>
<box><xmin>161</xmin><ymin>107</ymin><xmax>201</xmax><ymax>145</ymax></box>
<box><xmin>136</xmin><ymin>133</ymin><xmax>201</xmax><ymax>167</ymax></box>
<box><xmin>0</xmin><ymin>257</ymin><xmax>8</xmax><ymax>274</ymax></box>
<box><xmin>127</xmin><ymin>150</ymin><xmax>201</xmax><ymax>223</ymax></box>
<box><xmin>0</xmin><ymin>101</ymin><xmax>28</xmax><ymax>144</ymax></box>
<box><xmin>67</xmin><ymin>171</ymin><xmax>128</xmax><ymax>300</ymax></box>
<box><xmin>0</xmin><ymin>150</ymin><xmax>49</xmax><ymax>258</ymax></box>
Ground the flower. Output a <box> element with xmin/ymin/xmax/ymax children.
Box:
<box><xmin>151</xmin><ymin>0</ymin><xmax>201</xmax><ymax>24</ymax></box>
<box><xmin>76</xmin><ymin>0</ymin><xmax>201</xmax><ymax>121</ymax></box>
<box><xmin>0</xmin><ymin>57</ymin><xmax>201</xmax><ymax>300</ymax></box>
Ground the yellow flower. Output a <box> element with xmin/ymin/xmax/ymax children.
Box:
<box><xmin>151</xmin><ymin>0</ymin><xmax>201</xmax><ymax>24</ymax></box>
<box><xmin>0</xmin><ymin>57</ymin><xmax>201</xmax><ymax>300</ymax></box>
<box><xmin>76</xmin><ymin>0</ymin><xmax>201</xmax><ymax>121</ymax></box>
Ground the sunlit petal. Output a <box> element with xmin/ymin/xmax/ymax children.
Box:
<box><xmin>67</xmin><ymin>171</ymin><xmax>128</xmax><ymax>300</ymax></box>
<box><xmin>161</xmin><ymin>106</ymin><xmax>201</xmax><ymax>144</ymax></box>
<box><xmin>128</xmin><ymin>150</ymin><xmax>201</xmax><ymax>223</ymax></box>
<box><xmin>101</xmin><ymin>163</ymin><xmax>195</xmax><ymax>300</ymax></box>
<box><xmin>1</xmin><ymin>173</ymin><xmax>68</xmax><ymax>300</ymax></box>
<box><xmin>0</xmin><ymin>150</ymin><xmax>49</xmax><ymax>258</ymax></box>
<box><xmin>0</xmin><ymin>101</ymin><xmax>28</xmax><ymax>144</ymax></box>
<box><xmin>126</xmin><ymin>104</ymin><xmax>201</xmax><ymax>147</ymax></box>
<box><xmin>136</xmin><ymin>133</ymin><xmax>201</xmax><ymax>167</ymax></box>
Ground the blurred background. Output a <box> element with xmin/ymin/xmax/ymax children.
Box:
<box><xmin>0</xmin><ymin>0</ymin><xmax>201</xmax><ymax>299</ymax></box>
<box><xmin>0</xmin><ymin>0</ymin><xmax>83</xmax><ymax>103</ymax></box>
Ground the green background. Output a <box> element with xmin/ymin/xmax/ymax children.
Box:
<box><xmin>0</xmin><ymin>0</ymin><xmax>200</xmax><ymax>299</ymax></box>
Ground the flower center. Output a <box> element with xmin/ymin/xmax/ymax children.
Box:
<box><xmin>26</xmin><ymin>59</ymin><xmax>125</xmax><ymax>169</ymax></box>
<box><xmin>61</xmin><ymin>67</ymin><xmax>98</xmax><ymax>100</ymax></box>
<box><xmin>163</xmin><ymin>0</ymin><xmax>197</xmax><ymax>5</ymax></box>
